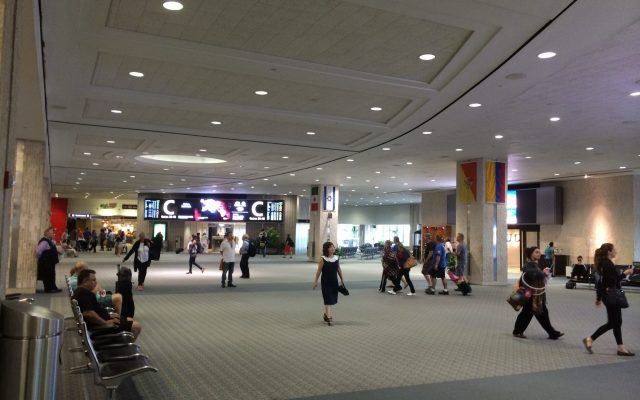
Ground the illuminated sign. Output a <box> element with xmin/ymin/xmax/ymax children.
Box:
<box><xmin>506</xmin><ymin>190</ymin><xmax>517</xmax><ymax>224</ymax></box>
<box><xmin>143</xmin><ymin>198</ymin><xmax>284</xmax><ymax>222</ymax></box>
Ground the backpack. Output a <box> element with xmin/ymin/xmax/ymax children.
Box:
<box><xmin>248</xmin><ymin>241</ymin><xmax>257</xmax><ymax>257</ymax></box>
<box><xmin>197</xmin><ymin>242</ymin><xmax>203</xmax><ymax>254</ymax></box>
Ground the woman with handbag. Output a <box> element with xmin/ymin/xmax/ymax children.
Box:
<box><xmin>395</xmin><ymin>242</ymin><xmax>416</xmax><ymax>296</ymax></box>
<box><xmin>312</xmin><ymin>242</ymin><xmax>345</xmax><ymax>326</ymax></box>
<box><xmin>512</xmin><ymin>246</ymin><xmax>564</xmax><ymax>340</ymax></box>
<box><xmin>380</xmin><ymin>240</ymin><xmax>403</xmax><ymax>294</ymax></box>
<box><xmin>582</xmin><ymin>243</ymin><xmax>634</xmax><ymax>356</ymax></box>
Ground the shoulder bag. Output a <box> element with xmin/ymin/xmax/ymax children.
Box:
<box><xmin>604</xmin><ymin>288</ymin><xmax>629</xmax><ymax>309</ymax></box>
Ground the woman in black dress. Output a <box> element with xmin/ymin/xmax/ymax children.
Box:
<box><xmin>312</xmin><ymin>242</ymin><xmax>345</xmax><ymax>326</ymax></box>
<box><xmin>512</xmin><ymin>246</ymin><xmax>564</xmax><ymax>340</ymax></box>
<box><xmin>583</xmin><ymin>243</ymin><xmax>635</xmax><ymax>356</ymax></box>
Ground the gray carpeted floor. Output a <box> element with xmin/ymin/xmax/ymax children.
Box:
<box><xmin>37</xmin><ymin>252</ymin><xmax>640</xmax><ymax>399</ymax></box>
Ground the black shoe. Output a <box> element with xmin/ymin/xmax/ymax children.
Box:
<box><xmin>617</xmin><ymin>351</ymin><xmax>635</xmax><ymax>357</ymax></box>
<box><xmin>549</xmin><ymin>332</ymin><xmax>565</xmax><ymax>340</ymax></box>
<box><xmin>44</xmin><ymin>289</ymin><xmax>62</xmax><ymax>293</ymax></box>
<box><xmin>221</xmin><ymin>283</ymin><xmax>226</xmax><ymax>288</ymax></box>
<box><xmin>454</xmin><ymin>288</ymin><xmax>461</xmax><ymax>291</ymax></box>
<box><xmin>186</xmin><ymin>272</ymin><xmax>192</xmax><ymax>274</ymax></box>
<box><xmin>513</xmin><ymin>333</ymin><xmax>527</xmax><ymax>339</ymax></box>
<box><xmin>228</xmin><ymin>284</ymin><xmax>237</xmax><ymax>288</ymax></box>
<box><xmin>439</xmin><ymin>290</ymin><xmax>450</xmax><ymax>295</ymax></box>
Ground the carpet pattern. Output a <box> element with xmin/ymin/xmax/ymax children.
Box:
<box><xmin>37</xmin><ymin>253</ymin><xmax>639</xmax><ymax>399</ymax></box>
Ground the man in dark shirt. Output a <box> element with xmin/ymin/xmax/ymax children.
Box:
<box><xmin>73</xmin><ymin>269</ymin><xmax>141</xmax><ymax>339</ymax></box>
<box><xmin>421</xmin><ymin>233</ymin><xmax>436</xmax><ymax>293</ymax></box>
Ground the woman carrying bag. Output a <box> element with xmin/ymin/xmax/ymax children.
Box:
<box><xmin>312</xmin><ymin>242</ymin><xmax>346</xmax><ymax>326</ymax></box>
<box><xmin>583</xmin><ymin>243</ymin><xmax>634</xmax><ymax>356</ymax></box>
<box><xmin>512</xmin><ymin>246</ymin><xmax>564</xmax><ymax>340</ymax></box>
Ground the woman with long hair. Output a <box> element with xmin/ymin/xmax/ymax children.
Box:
<box><xmin>395</xmin><ymin>242</ymin><xmax>416</xmax><ymax>295</ymax></box>
<box><xmin>312</xmin><ymin>242</ymin><xmax>345</xmax><ymax>326</ymax></box>
<box><xmin>582</xmin><ymin>243</ymin><xmax>634</xmax><ymax>356</ymax></box>
<box><xmin>512</xmin><ymin>246</ymin><xmax>564</xmax><ymax>339</ymax></box>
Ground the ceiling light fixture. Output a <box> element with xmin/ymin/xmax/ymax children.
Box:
<box><xmin>630</xmin><ymin>92</ymin><xmax>640</xmax><ymax>97</ymax></box>
<box><xmin>619</xmin><ymin>166</ymin><xmax>627</xmax><ymax>169</ymax></box>
<box><xmin>406</xmin><ymin>161</ymin><xmax>413</xmax><ymax>165</ymax></box>
<box><xmin>374</xmin><ymin>186</ymin><xmax>379</xmax><ymax>189</ymax></box>
<box><xmin>525</xmin><ymin>156</ymin><xmax>532</xmax><ymax>159</ymax></box>
<box><xmin>210</xmin><ymin>121</ymin><xmax>222</xmax><ymax>125</ymax></box>
<box><xmin>382</xmin><ymin>147</ymin><xmax>390</xmax><ymax>151</ymax></box>
<box><xmin>468</xmin><ymin>103</ymin><xmax>482</xmax><ymax>108</ymax></box>
<box><xmin>255</xmin><ymin>90</ymin><xmax>268</xmax><ymax>96</ymax></box>
<box><xmin>554</xmin><ymin>173</ymin><xmax>560</xmax><ymax>176</ymax></box>
<box><xmin>418</xmin><ymin>54</ymin><xmax>435</xmax><ymax>61</ymax></box>
<box><xmin>306</xmin><ymin>131</ymin><xmax>316</xmax><ymax>135</ymax></box>
<box><xmin>370</xmin><ymin>106</ymin><xmax>382</xmax><ymax>111</ymax></box>
<box><xmin>430</xmin><ymin>179</ymin><xmax>436</xmax><ymax>182</ymax></box>
<box><xmin>92</xmin><ymin>162</ymin><xmax>99</xmax><ymax>166</ymax></box>
<box><xmin>110</xmin><ymin>109</ymin><xmax>122</xmax><ymax>114</ymax></box>
<box><xmin>346</xmin><ymin>159</ymin><xmax>354</xmax><ymax>162</ymax></box>
<box><xmin>282</xmin><ymin>156</ymin><xmax>289</xmax><ymax>159</ymax></box>
<box><xmin>199</xmin><ymin>149</ymin><xmax>207</xmax><ymax>152</ymax></box>
<box><xmin>229</xmin><ymin>172</ymin><xmax>236</xmax><ymax>175</ymax></box>
<box><xmin>106</xmin><ymin>140</ymin><xmax>115</xmax><ymax>144</ymax></box>
<box><xmin>263</xmin><ymin>178</ymin><xmax>269</xmax><ymax>181</ymax></box>
<box><xmin>83</xmin><ymin>152</ymin><xmax>91</xmax><ymax>155</ymax></box>
<box><xmin>512</xmin><ymin>169</ymin><xmax>518</xmax><ymax>172</ymax></box>
<box><xmin>346</xmin><ymin>176</ymin><xmax>351</xmax><ymax>179</ymax></box>
<box><xmin>537</xmin><ymin>51</ymin><xmax>556</xmax><ymax>59</ymax></box>
<box><xmin>289</xmin><ymin>173</ymin><xmax>295</xmax><ymax>176</ymax></box>
<box><xmin>80</xmin><ymin>172</ymin><xmax>86</xmax><ymax>175</ymax></box>
<box><xmin>495</xmin><ymin>135</ymin><xmax>504</xmax><ymax>139</ymax></box>
<box><xmin>455</xmin><ymin>148</ymin><xmax>463</xmax><ymax>152</ymax></box>
<box><xmin>586</xmin><ymin>147</ymin><xmax>594</xmax><ymax>151</ymax></box>
<box><xmin>550</xmin><ymin>117</ymin><xmax>560</xmax><ymax>122</ymax></box>
<box><xmin>129</xmin><ymin>71</ymin><xmax>144</xmax><ymax>78</ymax></box>
<box><xmin>316</xmin><ymin>167</ymin><xmax>322</xmax><ymax>170</ymax></box>
<box><xmin>574</xmin><ymin>161</ymin><xmax>581</xmax><ymax>165</ymax></box>
<box><xmin>163</xmin><ymin>1</ymin><xmax>183</xmax><ymax>11</ymax></box>
<box><xmin>422</xmin><ymin>131</ymin><xmax>432</xmax><ymax>135</ymax></box>
<box><xmin>375</xmin><ymin>171</ymin><xmax>381</xmax><ymax>174</ymax></box>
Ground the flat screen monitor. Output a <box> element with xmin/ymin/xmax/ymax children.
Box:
<box><xmin>144</xmin><ymin>198</ymin><xmax>284</xmax><ymax>222</ymax></box>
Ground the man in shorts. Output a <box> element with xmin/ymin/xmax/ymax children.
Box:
<box><xmin>426</xmin><ymin>235</ymin><xmax>449</xmax><ymax>295</ymax></box>
<box><xmin>421</xmin><ymin>233</ymin><xmax>436</xmax><ymax>293</ymax></box>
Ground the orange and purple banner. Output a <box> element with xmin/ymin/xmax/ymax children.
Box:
<box><xmin>458</xmin><ymin>162</ymin><xmax>477</xmax><ymax>203</ymax></box>
<box><xmin>485</xmin><ymin>161</ymin><xmax>506</xmax><ymax>203</ymax></box>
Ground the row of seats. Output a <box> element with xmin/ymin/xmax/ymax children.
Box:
<box><xmin>65</xmin><ymin>276</ymin><xmax>157</xmax><ymax>400</ymax></box>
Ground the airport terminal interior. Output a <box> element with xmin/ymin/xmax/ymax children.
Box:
<box><xmin>1</xmin><ymin>1</ymin><xmax>640</xmax><ymax>399</ymax></box>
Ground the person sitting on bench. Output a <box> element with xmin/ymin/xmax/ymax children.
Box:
<box><xmin>73</xmin><ymin>269</ymin><xmax>142</xmax><ymax>340</ymax></box>
<box><xmin>571</xmin><ymin>256</ymin><xmax>588</xmax><ymax>280</ymax></box>
<box><xmin>69</xmin><ymin>261</ymin><xmax>123</xmax><ymax>316</ymax></box>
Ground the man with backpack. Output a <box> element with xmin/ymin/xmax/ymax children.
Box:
<box><xmin>239</xmin><ymin>234</ymin><xmax>256</xmax><ymax>278</ymax></box>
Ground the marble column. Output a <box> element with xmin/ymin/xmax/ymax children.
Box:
<box><xmin>456</xmin><ymin>159</ymin><xmax>508</xmax><ymax>285</ymax></box>
<box><xmin>2</xmin><ymin>140</ymin><xmax>48</xmax><ymax>295</ymax></box>
<box><xmin>307</xmin><ymin>185</ymin><xmax>339</xmax><ymax>261</ymax></box>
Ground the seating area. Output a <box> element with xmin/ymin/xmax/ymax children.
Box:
<box><xmin>359</xmin><ymin>245</ymin><xmax>380</xmax><ymax>260</ymax></box>
<box><xmin>338</xmin><ymin>247</ymin><xmax>358</xmax><ymax>258</ymax></box>
<box><xmin>64</xmin><ymin>276</ymin><xmax>157</xmax><ymax>400</ymax></box>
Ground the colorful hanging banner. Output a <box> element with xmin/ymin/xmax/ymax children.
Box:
<box><xmin>485</xmin><ymin>161</ymin><xmax>506</xmax><ymax>203</ymax></box>
<box><xmin>458</xmin><ymin>161</ymin><xmax>477</xmax><ymax>203</ymax></box>
<box><xmin>310</xmin><ymin>186</ymin><xmax>319</xmax><ymax>211</ymax></box>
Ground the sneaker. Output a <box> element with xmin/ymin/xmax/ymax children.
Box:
<box><xmin>228</xmin><ymin>283</ymin><xmax>237</xmax><ymax>288</ymax></box>
<box><xmin>439</xmin><ymin>290</ymin><xmax>449</xmax><ymax>295</ymax></box>
<box><xmin>387</xmin><ymin>290</ymin><xmax>397</xmax><ymax>295</ymax></box>
<box><xmin>425</xmin><ymin>288</ymin><xmax>436</xmax><ymax>295</ymax></box>
<box><xmin>454</xmin><ymin>288</ymin><xmax>461</xmax><ymax>291</ymax></box>
<box><xmin>406</xmin><ymin>293</ymin><xmax>416</xmax><ymax>296</ymax></box>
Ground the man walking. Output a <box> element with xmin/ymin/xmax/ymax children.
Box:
<box><xmin>455</xmin><ymin>233</ymin><xmax>472</xmax><ymax>295</ymax></box>
<box><xmin>220</xmin><ymin>232</ymin><xmax>236</xmax><ymax>288</ymax></box>
<box><xmin>427</xmin><ymin>235</ymin><xmax>449</xmax><ymax>295</ymax></box>
<box><xmin>421</xmin><ymin>233</ymin><xmax>436</xmax><ymax>294</ymax></box>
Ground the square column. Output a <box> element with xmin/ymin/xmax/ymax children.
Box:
<box><xmin>456</xmin><ymin>159</ymin><xmax>508</xmax><ymax>285</ymax></box>
<box><xmin>308</xmin><ymin>185</ymin><xmax>339</xmax><ymax>261</ymax></box>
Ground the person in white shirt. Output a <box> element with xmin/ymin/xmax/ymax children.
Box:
<box><xmin>122</xmin><ymin>232</ymin><xmax>152</xmax><ymax>291</ymax></box>
<box><xmin>220</xmin><ymin>232</ymin><xmax>237</xmax><ymax>288</ymax></box>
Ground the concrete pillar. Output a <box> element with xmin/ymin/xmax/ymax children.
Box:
<box><xmin>308</xmin><ymin>185</ymin><xmax>339</xmax><ymax>261</ymax></box>
<box><xmin>456</xmin><ymin>159</ymin><xmax>508</xmax><ymax>285</ymax></box>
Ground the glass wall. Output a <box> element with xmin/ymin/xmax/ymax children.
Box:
<box><xmin>337</xmin><ymin>224</ymin><xmax>410</xmax><ymax>247</ymax></box>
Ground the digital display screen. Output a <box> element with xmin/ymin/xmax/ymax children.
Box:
<box><xmin>143</xmin><ymin>198</ymin><xmax>284</xmax><ymax>222</ymax></box>
<box><xmin>506</xmin><ymin>190</ymin><xmax>517</xmax><ymax>224</ymax></box>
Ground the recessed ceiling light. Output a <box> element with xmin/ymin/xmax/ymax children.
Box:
<box><xmin>468</xmin><ymin>103</ymin><xmax>482</xmax><ymax>108</ymax></box>
<box><xmin>264</xmin><ymin>166</ymin><xmax>270</xmax><ymax>169</ymax></box>
<box><xmin>199</xmin><ymin>149</ymin><xmax>207</xmax><ymax>152</ymax></box>
<box><xmin>495</xmin><ymin>135</ymin><xmax>504</xmax><ymax>139</ymax></box>
<box><xmin>315</xmin><ymin>179</ymin><xmax>320</xmax><ymax>182</ymax></box>
<box><xmin>455</xmin><ymin>148</ymin><xmax>463</xmax><ymax>152</ymax></box>
<box><xmin>346</xmin><ymin>159</ymin><xmax>354</xmax><ymax>162</ymax></box>
<box><xmin>163</xmin><ymin>168</ymin><xmax>169</xmax><ymax>171</ymax></box>
<box><xmin>390</xmin><ymin>176</ymin><xmax>396</xmax><ymax>179</ymax></box>
<box><xmin>306</xmin><ymin>131</ymin><xmax>316</xmax><ymax>135</ymax></box>
<box><xmin>351</xmin><ymin>189</ymin><xmax>356</xmax><ymax>192</ymax></box>
<box><xmin>554</xmin><ymin>173</ymin><xmax>560</xmax><ymax>176</ymax></box>
<box><xmin>77</xmin><ymin>178</ymin><xmax>82</xmax><ymax>181</ymax></box>
<box><xmin>210</xmin><ymin>121</ymin><xmax>222</xmax><ymax>125</ymax></box>
<box><xmin>229</xmin><ymin>172</ymin><xmax>236</xmax><ymax>175</ymax></box>
<box><xmin>83</xmin><ymin>152</ymin><xmax>91</xmax><ymax>155</ymax></box>
<box><xmin>537</xmin><ymin>51</ymin><xmax>556</xmax><ymax>59</ymax></box>
<box><xmin>549</xmin><ymin>117</ymin><xmax>560</xmax><ymax>122</ymax></box>
<box><xmin>289</xmin><ymin>173</ymin><xmax>295</xmax><ymax>176</ymax></box>
<box><xmin>370</xmin><ymin>106</ymin><xmax>382</xmax><ymax>111</ymax></box>
<box><xmin>365</xmin><ymin>179</ymin><xmax>371</xmax><ymax>183</ymax></box>
<box><xmin>422</xmin><ymin>131</ymin><xmax>432</xmax><ymax>135</ymax></box>
<box><xmin>250</xmin><ymin>186</ymin><xmax>255</xmax><ymax>189</ymax></box>
<box><xmin>263</xmin><ymin>178</ymin><xmax>269</xmax><ymax>181</ymax></box>
<box><xmin>163</xmin><ymin>1</ymin><xmax>183</xmax><ymax>11</ymax></box>
<box><xmin>122</xmin><ymin>180</ymin><xmax>127</xmax><ymax>183</ymax></box>
<box><xmin>316</xmin><ymin>167</ymin><xmax>322</xmax><ymax>170</ymax></box>
<box><xmin>282</xmin><ymin>156</ymin><xmax>289</xmax><ymax>159</ymax></box>
<box><xmin>619</xmin><ymin>166</ymin><xmax>627</xmax><ymax>169</ymax></box>
<box><xmin>129</xmin><ymin>175</ymin><xmax>135</xmax><ymax>178</ymax></box>
<box><xmin>255</xmin><ymin>90</ymin><xmax>268</xmax><ymax>96</ymax></box>
<box><xmin>75</xmin><ymin>182</ymin><xmax>80</xmax><ymax>185</ymax></box>
<box><xmin>630</xmin><ymin>92</ymin><xmax>640</xmax><ymax>97</ymax></box>
<box><xmin>525</xmin><ymin>156</ymin><xmax>532</xmax><ymax>159</ymax></box>
<box><xmin>106</xmin><ymin>140</ymin><xmax>115</xmax><ymax>144</ymax></box>
<box><xmin>169</xmin><ymin>183</ymin><xmax>174</xmax><ymax>186</ymax></box>
<box><xmin>430</xmin><ymin>179</ymin><xmax>436</xmax><ymax>182</ymax></box>
<box><xmin>180</xmin><ymin>178</ymin><xmax>186</xmax><ymax>182</ymax></box>
<box><xmin>110</xmin><ymin>110</ymin><xmax>122</xmax><ymax>115</ymax></box>
<box><xmin>406</xmin><ymin>162</ymin><xmax>413</xmax><ymax>165</ymax></box>
<box><xmin>80</xmin><ymin>172</ymin><xmax>86</xmax><ymax>175</ymax></box>
<box><xmin>374</xmin><ymin>186</ymin><xmax>380</xmax><ymax>189</ymax></box>
<box><xmin>382</xmin><ymin>147</ymin><xmax>390</xmax><ymax>151</ymax></box>
<box><xmin>129</xmin><ymin>71</ymin><xmax>144</xmax><ymax>78</ymax></box>
<box><xmin>574</xmin><ymin>161</ymin><xmax>581</xmax><ymax>165</ymax></box>
<box><xmin>403</xmin><ymin>182</ymin><xmax>408</xmax><ymax>186</ymax></box>
<box><xmin>115</xmin><ymin>155</ymin><xmax>123</xmax><ymax>159</ymax></box>
<box><xmin>584</xmin><ymin>174</ymin><xmax>589</xmax><ymax>179</ymax></box>
<box><xmin>418</xmin><ymin>54</ymin><xmax>435</xmax><ymax>61</ymax></box>
<box><xmin>346</xmin><ymin>176</ymin><xmax>351</xmax><ymax>179</ymax></box>
<box><xmin>586</xmin><ymin>147</ymin><xmax>594</xmax><ymax>151</ymax></box>
<box><xmin>375</xmin><ymin>171</ymin><xmax>381</xmax><ymax>174</ymax></box>
<box><xmin>92</xmin><ymin>162</ymin><xmax>99</xmax><ymax>166</ymax></box>
<box><xmin>273</xmin><ymin>183</ymin><xmax>277</xmax><ymax>187</ymax></box>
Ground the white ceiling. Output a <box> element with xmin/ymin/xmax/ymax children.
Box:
<box><xmin>40</xmin><ymin>0</ymin><xmax>640</xmax><ymax>206</ymax></box>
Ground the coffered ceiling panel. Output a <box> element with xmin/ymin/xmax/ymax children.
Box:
<box><xmin>106</xmin><ymin>0</ymin><xmax>471</xmax><ymax>82</ymax></box>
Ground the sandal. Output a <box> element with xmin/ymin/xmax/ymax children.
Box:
<box><xmin>582</xmin><ymin>337</ymin><xmax>593</xmax><ymax>354</ymax></box>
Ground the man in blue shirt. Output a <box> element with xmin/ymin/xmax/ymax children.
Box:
<box><xmin>426</xmin><ymin>235</ymin><xmax>449</xmax><ymax>295</ymax></box>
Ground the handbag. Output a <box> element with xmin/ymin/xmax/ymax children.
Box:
<box><xmin>506</xmin><ymin>273</ymin><xmax>544</xmax><ymax>311</ymax></box>
<box><xmin>604</xmin><ymin>288</ymin><xmax>629</xmax><ymax>309</ymax></box>
<box><xmin>337</xmin><ymin>285</ymin><xmax>350</xmax><ymax>296</ymax></box>
<box><xmin>404</xmin><ymin>255</ymin><xmax>418</xmax><ymax>269</ymax></box>
<box><xmin>219</xmin><ymin>259</ymin><xmax>225</xmax><ymax>271</ymax></box>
